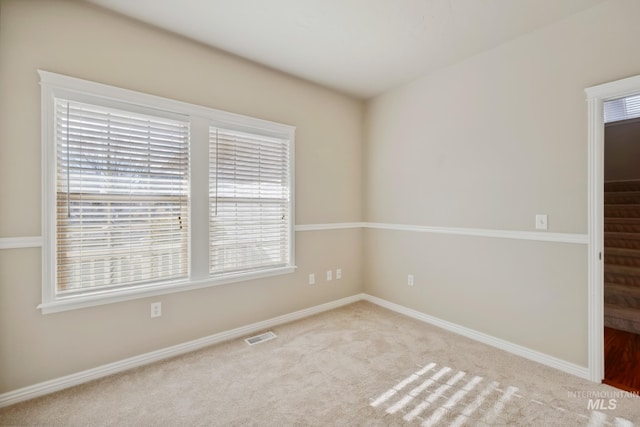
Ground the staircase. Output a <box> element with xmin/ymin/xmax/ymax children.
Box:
<box><xmin>604</xmin><ymin>180</ymin><xmax>640</xmax><ymax>334</ymax></box>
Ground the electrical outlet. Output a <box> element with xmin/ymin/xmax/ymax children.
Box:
<box><xmin>309</xmin><ymin>273</ymin><xmax>315</xmax><ymax>285</ymax></box>
<box><xmin>408</xmin><ymin>274</ymin><xmax>414</xmax><ymax>286</ymax></box>
<box><xmin>336</xmin><ymin>268</ymin><xmax>342</xmax><ymax>280</ymax></box>
<box><xmin>150</xmin><ymin>302</ymin><xmax>162</xmax><ymax>318</ymax></box>
<box><xmin>326</xmin><ymin>270</ymin><xmax>333</xmax><ymax>281</ymax></box>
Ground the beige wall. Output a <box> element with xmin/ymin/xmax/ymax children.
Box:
<box><xmin>605</xmin><ymin>120</ymin><xmax>640</xmax><ymax>181</ymax></box>
<box><xmin>364</xmin><ymin>0</ymin><xmax>640</xmax><ymax>366</ymax></box>
<box><xmin>0</xmin><ymin>0</ymin><xmax>364</xmax><ymax>393</ymax></box>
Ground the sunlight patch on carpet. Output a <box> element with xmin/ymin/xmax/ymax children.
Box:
<box><xmin>369</xmin><ymin>361</ymin><xmax>637</xmax><ymax>426</ymax></box>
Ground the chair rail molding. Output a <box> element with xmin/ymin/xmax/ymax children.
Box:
<box><xmin>0</xmin><ymin>236</ymin><xmax>43</xmax><ymax>250</ymax></box>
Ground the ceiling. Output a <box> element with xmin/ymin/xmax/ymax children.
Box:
<box><xmin>85</xmin><ymin>0</ymin><xmax>604</xmax><ymax>99</ymax></box>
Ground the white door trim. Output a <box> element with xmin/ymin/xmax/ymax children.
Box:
<box><xmin>585</xmin><ymin>74</ymin><xmax>640</xmax><ymax>382</ymax></box>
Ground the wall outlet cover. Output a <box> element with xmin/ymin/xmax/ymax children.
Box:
<box><xmin>150</xmin><ymin>302</ymin><xmax>162</xmax><ymax>318</ymax></box>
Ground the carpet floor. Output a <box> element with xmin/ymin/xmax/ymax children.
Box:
<box><xmin>0</xmin><ymin>301</ymin><xmax>639</xmax><ymax>426</ymax></box>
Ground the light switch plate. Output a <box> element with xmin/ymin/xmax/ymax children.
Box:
<box><xmin>535</xmin><ymin>214</ymin><xmax>548</xmax><ymax>230</ymax></box>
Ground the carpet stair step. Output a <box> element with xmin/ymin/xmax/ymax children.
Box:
<box><xmin>605</xmin><ymin>180</ymin><xmax>640</xmax><ymax>192</ymax></box>
<box><xmin>604</xmin><ymin>232</ymin><xmax>640</xmax><ymax>240</ymax></box>
<box><xmin>605</xmin><ymin>218</ymin><xmax>640</xmax><ymax>225</ymax></box>
<box><xmin>605</xmin><ymin>191</ymin><xmax>640</xmax><ymax>204</ymax></box>
<box><xmin>604</xmin><ymin>273</ymin><xmax>640</xmax><ymax>287</ymax></box>
<box><xmin>604</xmin><ymin>283</ymin><xmax>640</xmax><ymax>309</ymax></box>
<box><xmin>605</xmin><ymin>241</ymin><xmax>640</xmax><ymax>251</ymax></box>
<box><xmin>604</xmin><ymin>218</ymin><xmax>640</xmax><ymax>233</ymax></box>
<box><xmin>604</xmin><ymin>248</ymin><xmax>640</xmax><ymax>267</ymax></box>
<box><xmin>604</xmin><ymin>205</ymin><xmax>640</xmax><ymax>218</ymax></box>
<box><xmin>604</xmin><ymin>232</ymin><xmax>640</xmax><ymax>249</ymax></box>
<box><xmin>604</xmin><ymin>264</ymin><xmax>640</xmax><ymax>286</ymax></box>
<box><xmin>604</xmin><ymin>303</ymin><xmax>640</xmax><ymax>334</ymax></box>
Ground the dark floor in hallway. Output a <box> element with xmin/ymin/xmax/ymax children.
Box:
<box><xmin>604</xmin><ymin>326</ymin><xmax>640</xmax><ymax>392</ymax></box>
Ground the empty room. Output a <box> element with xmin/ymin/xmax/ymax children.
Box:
<box><xmin>2</xmin><ymin>0</ymin><xmax>640</xmax><ymax>425</ymax></box>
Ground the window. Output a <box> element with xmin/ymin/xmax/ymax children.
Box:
<box><xmin>604</xmin><ymin>94</ymin><xmax>640</xmax><ymax>123</ymax></box>
<box><xmin>209</xmin><ymin>128</ymin><xmax>291</xmax><ymax>275</ymax></box>
<box><xmin>55</xmin><ymin>100</ymin><xmax>190</xmax><ymax>296</ymax></box>
<box><xmin>40</xmin><ymin>71</ymin><xmax>295</xmax><ymax>313</ymax></box>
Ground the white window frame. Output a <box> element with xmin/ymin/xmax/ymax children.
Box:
<box><xmin>39</xmin><ymin>71</ymin><xmax>296</xmax><ymax>314</ymax></box>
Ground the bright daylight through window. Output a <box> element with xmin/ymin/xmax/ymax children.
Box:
<box><xmin>604</xmin><ymin>93</ymin><xmax>640</xmax><ymax>123</ymax></box>
<box><xmin>39</xmin><ymin>71</ymin><xmax>295</xmax><ymax>313</ymax></box>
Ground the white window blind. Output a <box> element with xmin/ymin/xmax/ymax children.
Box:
<box><xmin>209</xmin><ymin>127</ymin><xmax>291</xmax><ymax>275</ymax></box>
<box><xmin>55</xmin><ymin>99</ymin><xmax>190</xmax><ymax>296</ymax></box>
<box><xmin>604</xmin><ymin>94</ymin><xmax>640</xmax><ymax>123</ymax></box>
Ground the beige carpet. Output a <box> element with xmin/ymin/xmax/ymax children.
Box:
<box><xmin>0</xmin><ymin>301</ymin><xmax>639</xmax><ymax>426</ymax></box>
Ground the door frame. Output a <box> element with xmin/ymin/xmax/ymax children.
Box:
<box><xmin>585</xmin><ymin>74</ymin><xmax>640</xmax><ymax>382</ymax></box>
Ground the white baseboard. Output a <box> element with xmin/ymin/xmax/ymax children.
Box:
<box><xmin>0</xmin><ymin>294</ymin><xmax>364</xmax><ymax>408</ymax></box>
<box><xmin>362</xmin><ymin>294</ymin><xmax>590</xmax><ymax>380</ymax></box>
<box><xmin>0</xmin><ymin>292</ymin><xmax>590</xmax><ymax>408</ymax></box>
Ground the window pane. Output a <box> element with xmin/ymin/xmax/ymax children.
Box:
<box><xmin>209</xmin><ymin>127</ymin><xmax>290</xmax><ymax>275</ymax></box>
<box><xmin>605</xmin><ymin>94</ymin><xmax>640</xmax><ymax>123</ymax></box>
<box><xmin>56</xmin><ymin>99</ymin><xmax>190</xmax><ymax>295</ymax></box>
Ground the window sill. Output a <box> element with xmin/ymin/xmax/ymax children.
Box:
<box><xmin>38</xmin><ymin>266</ymin><xmax>297</xmax><ymax>314</ymax></box>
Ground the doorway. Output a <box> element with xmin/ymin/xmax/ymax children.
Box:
<box><xmin>586</xmin><ymin>76</ymin><xmax>640</xmax><ymax>388</ymax></box>
<box><xmin>601</xmin><ymin>96</ymin><xmax>640</xmax><ymax>392</ymax></box>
